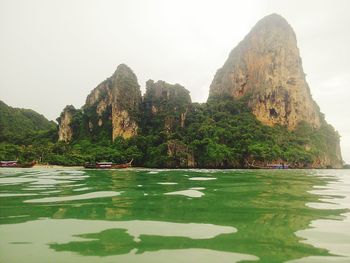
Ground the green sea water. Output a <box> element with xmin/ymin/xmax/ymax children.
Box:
<box><xmin>0</xmin><ymin>168</ymin><xmax>349</xmax><ymax>263</ymax></box>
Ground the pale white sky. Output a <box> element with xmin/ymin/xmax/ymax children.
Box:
<box><xmin>0</xmin><ymin>0</ymin><xmax>349</xmax><ymax>163</ymax></box>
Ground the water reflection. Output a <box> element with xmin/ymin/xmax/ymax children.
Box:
<box><xmin>0</xmin><ymin>219</ymin><xmax>246</xmax><ymax>263</ymax></box>
<box><xmin>289</xmin><ymin>170</ymin><xmax>350</xmax><ymax>262</ymax></box>
<box><xmin>0</xmin><ymin>168</ymin><xmax>349</xmax><ymax>262</ymax></box>
<box><xmin>24</xmin><ymin>191</ymin><xmax>121</xmax><ymax>203</ymax></box>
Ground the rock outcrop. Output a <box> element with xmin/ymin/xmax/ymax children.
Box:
<box><xmin>58</xmin><ymin>64</ymin><xmax>141</xmax><ymax>142</ymax></box>
<box><xmin>167</xmin><ymin>140</ymin><xmax>195</xmax><ymax>168</ymax></box>
<box><xmin>143</xmin><ymin>80</ymin><xmax>192</xmax><ymax>132</ymax></box>
<box><xmin>209</xmin><ymin>14</ymin><xmax>321</xmax><ymax>130</ymax></box>
<box><xmin>83</xmin><ymin>64</ymin><xmax>141</xmax><ymax>141</ymax></box>
<box><xmin>208</xmin><ymin>13</ymin><xmax>342</xmax><ymax>168</ymax></box>
<box><xmin>58</xmin><ymin>105</ymin><xmax>77</xmax><ymax>142</ymax></box>
<box><xmin>53</xmin><ymin>15</ymin><xmax>342</xmax><ymax>169</ymax></box>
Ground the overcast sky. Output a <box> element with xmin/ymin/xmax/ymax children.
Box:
<box><xmin>0</xmin><ymin>0</ymin><xmax>349</xmax><ymax>163</ymax></box>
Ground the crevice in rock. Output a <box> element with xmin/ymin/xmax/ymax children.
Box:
<box><xmin>269</xmin><ymin>108</ymin><xmax>278</xmax><ymax>118</ymax></box>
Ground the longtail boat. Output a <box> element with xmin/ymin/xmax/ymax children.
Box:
<box><xmin>247</xmin><ymin>161</ymin><xmax>289</xmax><ymax>169</ymax></box>
<box><xmin>266</xmin><ymin>164</ymin><xmax>289</xmax><ymax>169</ymax></box>
<box><xmin>84</xmin><ymin>159</ymin><xmax>133</xmax><ymax>169</ymax></box>
<box><xmin>0</xmin><ymin>160</ymin><xmax>36</xmax><ymax>168</ymax></box>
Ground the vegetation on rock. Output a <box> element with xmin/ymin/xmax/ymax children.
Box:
<box><xmin>0</xmin><ymin>14</ymin><xmax>343</xmax><ymax>168</ymax></box>
<box><xmin>0</xmin><ymin>95</ymin><xmax>341</xmax><ymax>168</ymax></box>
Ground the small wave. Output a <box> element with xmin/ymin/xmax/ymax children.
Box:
<box><xmin>0</xmin><ymin>193</ymin><xmax>37</xmax><ymax>197</ymax></box>
<box><xmin>165</xmin><ymin>189</ymin><xmax>204</xmax><ymax>198</ymax></box>
<box><xmin>189</xmin><ymin>177</ymin><xmax>217</xmax><ymax>181</ymax></box>
<box><xmin>24</xmin><ymin>191</ymin><xmax>121</xmax><ymax>203</ymax></box>
<box><xmin>73</xmin><ymin>187</ymin><xmax>91</xmax><ymax>192</ymax></box>
<box><xmin>190</xmin><ymin>187</ymin><xmax>205</xmax><ymax>190</ymax></box>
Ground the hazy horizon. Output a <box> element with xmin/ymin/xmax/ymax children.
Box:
<box><xmin>0</xmin><ymin>0</ymin><xmax>349</xmax><ymax>163</ymax></box>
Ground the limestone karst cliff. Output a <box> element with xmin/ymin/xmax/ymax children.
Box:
<box><xmin>58</xmin><ymin>64</ymin><xmax>141</xmax><ymax>142</ymax></box>
<box><xmin>57</xmin><ymin>105</ymin><xmax>77</xmax><ymax>142</ymax></box>
<box><xmin>209</xmin><ymin>13</ymin><xmax>342</xmax><ymax>168</ymax></box>
<box><xmin>54</xmin><ymin>14</ymin><xmax>342</xmax><ymax>168</ymax></box>
<box><xmin>84</xmin><ymin>64</ymin><xmax>141</xmax><ymax>141</ymax></box>
<box><xmin>140</xmin><ymin>80</ymin><xmax>194</xmax><ymax>167</ymax></box>
<box><xmin>209</xmin><ymin>14</ymin><xmax>321</xmax><ymax>130</ymax></box>
<box><xmin>142</xmin><ymin>80</ymin><xmax>192</xmax><ymax>133</ymax></box>
<box><xmin>1</xmin><ymin>14</ymin><xmax>343</xmax><ymax>168</ymax></box>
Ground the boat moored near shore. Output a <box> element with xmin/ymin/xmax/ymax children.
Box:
<box><xmin>0</xmin><ymin>160</ymin><xmax>36</xmax><ymax>168</ymax></box>
<box><xmin>84</xmin><ymin>159</ymin><xmax>133</xmax><ymax>169</ymax></box>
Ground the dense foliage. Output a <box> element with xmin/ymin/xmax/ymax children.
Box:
<box><xmin>0</xmin><ymin>96</ymin><xmax>341</xmax><ymax>168</ymax></box>
<box><xmin>0</xmin><ymin>100</ymin><xmax>55</xmax><ymax>143</ymax></box>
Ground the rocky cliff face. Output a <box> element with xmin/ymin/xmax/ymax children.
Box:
<box><xmin>58</xmin><ymin>105</ymin><xmax>76</xmax><ymax>142</ymax></box>
<box><xmin>54</xmin><ymin>15</ymin><xmax>342</xmax><ymax>168</ymax></box>
<box><xmin>143</xmin><ymin>80</ymin><xmax>192</xmax><ymax>132</ymax></box>
<box><xmin>86</xmin><ymin>64</ymin><xmax>141</xmax><ymax>141</ymax></box>
<box><xmin>209</xmin><ymin>14</ymin><xmax>321</xmax><ymax>130</ymax></box>
<box><xmin>209</xmin><ymin>13</ymin><xmax>342</xmax><ymax>168</ymax></box>
<box><xmin>58</xmin><ymin>64</ymin><xmax>141</xmax><ymax>142</ymax></box>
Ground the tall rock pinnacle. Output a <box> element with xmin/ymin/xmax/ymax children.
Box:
<box><xmin>209</xmin><ymin>13</ymin><xmax>321</xmax><ymax>130</ymax></box>
<box><xmin>58</xmin><ymin>105</ymin><xmax>77</xmax><ymax>142</ymax></box>
<box><xmin>84</xmin><ymin>64</ymin><xmax>141</xmax><ymax>141</ymax></box>
<box><xmin>58</xmin><ymin>64</ymin><xmax>141</xmax><ymax>142</ymax></box>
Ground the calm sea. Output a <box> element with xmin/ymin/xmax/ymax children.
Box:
<box><xmin>0</xmin><ymin>168</ymin><xmax>349</xmax><ymax>262</ymax></box>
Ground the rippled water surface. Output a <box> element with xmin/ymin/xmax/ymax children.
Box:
<box><xmin>0</xmin><ymin>168</ymin><xmax>349</xmax><ymax>262</ymax></box>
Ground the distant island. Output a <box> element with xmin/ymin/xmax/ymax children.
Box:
<box><xmin>0</xmin><ymin>14</ymin><xmax>343</xmax><ymax>168</ymax></box>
